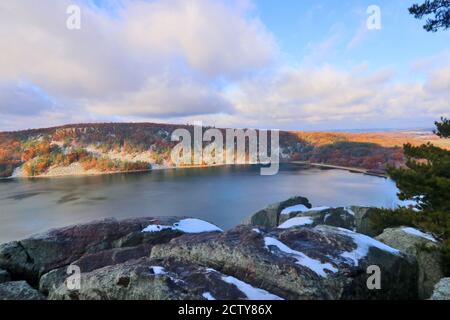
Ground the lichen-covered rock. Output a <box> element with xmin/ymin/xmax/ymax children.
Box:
<box><xmin>376</xmin><ymin>227</ymin><xmax>443</xmax><ymax>299</ymax></box>
<box><xmin>39</xmin><ymin>244</ymin><xmax>153</xmax><ymax>295</ymax></box>
<box><xmin>0</xmin><ymin>217</ymin><xmax>185</xmax><ymax>285</ymax></box>
<box><xmin>0</xmin><ymin>281</ymin><xmax>45</xmax><ymax>300</ymax></box>
<box><xmin>151</xmin><ymin>225</ymin><xmax>418</xmax><ymax>300</ymax></box>
<box><xmin>246</xmin><ymin>196</ymin><xmax>312</xmax><ymax>228</ymax></box>
<box><xmin>430</xmin><ymin>278</ymin><xmax>450</xmax><ymax>300</ymax></box>
<box><xmin>0</xmin><ymin>268</ymin><xmax>11</xmax><ymax>283</ymax></box>
<box><xmin>48</xmin><ymin>257</ymin><xmax>283</xmax><ymax>300</ymax></box>
<box><xmin>39</xmin><ymin>267</ymin><xmax>67</xmax><ymax>296</ymax></box>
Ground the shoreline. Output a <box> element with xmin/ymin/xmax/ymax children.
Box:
<box><xmin>290</xmin><ymin>161</ymin><xmax>388</xmax><ymax>178</ymax></box>
<box><xmin>1</xmin><ymin>163</ymin><xmax>248</xmax><ymax>180</ymax></box>
<box><xmin>1</xmin><ymin>161</ymin><xmax>388</xmax><ymax>180</ymax></box>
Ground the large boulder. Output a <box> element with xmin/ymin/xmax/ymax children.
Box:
<box><xmin>0</xmin><ymin>281</ymin><xmax>45</xmax><ymax>300</ymax></box>
<box><xmin>278</xmin><ymin>207</ymin><xmax>355</xmax><ymax>231</ymax></box>
<box><xmin>247</xmin><ymin>198</ymin><xmax>376</xmax><ymax>236</ymax></box>
<box><xmin>0</xmin><ymin>217</ymin><xmax>185</xmax><ymax>285</ymax></box>
<box><xmin>430</xmin><ymin>278</ymin><xmax>450</xmax><ymax>300</ymax></box>
<box><xmin>48</xmin><ymin>257</ymin><xmax>283</xmax><ymax>300</ymax></box>
<box><xmin>0</xmin><ymin>268</ymin><xmax>11</xmax><ymax>283</ymax></box>
<box><xmin>246</xmin><ymin>196</ymin><xmax>312</xmax><ymax>228</ymax></box>
<box><xmin>375</xmin><ymin>227</ymin><xmax>443</xmax><ymax>299</ymax></box>
<box><xmin>151</xmin><ymin>225</ymin><xmax>418</xmax><ymax>300</ymax></box>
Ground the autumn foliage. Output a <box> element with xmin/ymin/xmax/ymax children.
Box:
<box><xmin>0</xmin><ymin>123</ymin><xmax>445</xmax><ymax>177</ymax></box>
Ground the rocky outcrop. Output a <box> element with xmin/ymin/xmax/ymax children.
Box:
<box><xmin>0</xmin><ymin>214</ymin><xmax>423</xmax><ymax>300</ymax></box>
<box><xmin>0</xmin><ymin>281</ymin><xmax>45</xmax><ymax>300</ymax></box>
<box><xmin>375</xmin><ymin>227</ymin><xmax>443</xmax><ymax>299</ymax></box>
<box><xmin>246</xmin><ymin>196</ymin><xmax>311</xmax><ymax>228</ymax></box>
<box><xmin>0</xmin><ymin>217</ymin><xmax>184</xmax><ymax>285</ymax></box>
<box><xmin>0</xmin><ymin>268</ymin><xmax>10</xmax><ymax>283</ymax></box>
<box><xmin>151</xmin><ymin>225</ymin><xmax>418</xmax><ymax>300</ymax></box>
<box><xmin>430</xmin><ymin>278</ymin><xmax>450</xmax><ymax>300</ymax></box>
<box><xmin>246</xmin><ymin>198</ymin><xmax>379</xmax><ymax>237</ymax></box>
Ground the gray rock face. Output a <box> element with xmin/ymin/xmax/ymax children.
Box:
<box><xmin>246</xmin><ymin>196</ymin><xmax>312</xmax><ymax>228</ymax></box>
<box><xmin>0</xmin><ymin>217</ymin><xmax>184</xmax><ymax>285</ymax></box>
<box><xmin>349</xmin><ymin>206</ymin><xmax>381</xmax><ymax>237</ymax></box>
<box><xmin>151</xmin><ymin>225</ymin><xmax>418</xmax><ymax>300</ymax></box>
<box><xmin>0</xmin><ymin>268</ymin><xmax>11</xmax><ymax>283</ymax></box>
<box><xmin>48</xmin><ymin>257</ymin><xmax>282</xmax><ymax>300</ymax></box>
<box><xmin>430</xmin><ymin>278</ymin><xmax>450</xmax><ymax>300</ymax></box>
<box><xmin>0</xmin><ymin>281</ymin><xmax>45</xmax><ymax>300</ymax></box>
<box><xmin>376</xmin><ymin>227</ymin><xmax>443</xmax><ymax>299</ymax></box>
<box><xmin>39</xmin><ymin>245</ymin><xmax>154</xmax><ymax>295</ymax></box>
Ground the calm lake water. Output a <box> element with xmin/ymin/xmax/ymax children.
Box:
<box><xmin>0</xmin><ymin>164</ymin><xmax>401</xmax><ymax>244</ymax></box>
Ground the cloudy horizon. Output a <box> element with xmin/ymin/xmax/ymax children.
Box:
<box><xmin>0</xmin><ymin>0</ymin><xmax>449</xmax><ymax>132</ymax></box>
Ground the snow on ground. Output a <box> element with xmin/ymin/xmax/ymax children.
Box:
<box><xmin>252</xmin><ymin>228</ymin><xmax>261</xmax><ymax>234</ymax></box>
<box><xmin>264</xmin><ymin>237</ymin><xmax>337</xmax><ymax>277</ymax></box>
<box><xmin>323</xmin><ymin>227</ymin><xmax>400</xmax><ymax>266</ymax></box>
<box><xmin>278</xmin><ymin>217</ymin><xmax>314</xmax><ymax>229</ymax></box>
<box><xmin>402</xmin><ymin>227</ymin><xmax>437</xmax><ymax>242</ymax></box>
<box><xmin>221</xmin><ymin>275</ymin><xmax>284</xmax><ymax>300</ymax></box>
<box><xmin>202</xmin><ymin>292</ymin><xmax>216</xmax><ymax>300</ymax></box>
<box><xmin>142</xmin><ymin>218</ymin><xmax>223</xmax><ymax>234</ymax></box>
<box><xmin>280</xmin><ymin>205</ymin><xmax>330</xmax><ymax>215</ymax></box>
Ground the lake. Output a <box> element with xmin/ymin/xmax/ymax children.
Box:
<box><xmin>0</xmin><ymin>164</ymin><xmax>401</xmax><ymax>244</ymax></box>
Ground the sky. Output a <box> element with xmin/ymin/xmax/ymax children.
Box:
<box><xmin>0</xmin><ymin>0</ymin><xmax>449</xmax><ymax>132</ymax></box>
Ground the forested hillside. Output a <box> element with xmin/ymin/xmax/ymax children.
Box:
<box><xmin>0</xmin><ymin>123</ymin><xmax>444</xmax><ymax>178</ymax></box>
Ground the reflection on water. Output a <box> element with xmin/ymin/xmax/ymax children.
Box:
<box><xmin>0</xmin><ymin>165</ymin><xmax>400</xmax><ymax>243</ymax></box>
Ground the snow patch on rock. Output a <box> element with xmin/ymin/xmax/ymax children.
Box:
<box><xmin>264</xmin><ymin>237</ymin><xmax>338</xmax><ymax>277</ymax></box>
<box><xmin>142</xmin><ymin>218</ymin><xmax>223</xmax><ymax>234</ymax></box>
<box><xmin>324</xmin><ymin>227</ymin><xmax>401</xmax><ymax>266</ymax></box>
<box><xmin>402</xmin><ymin>227</ymin><xmax>437</xmax><ymax>243</ymax></box>
<box><xmin>281</xmin><ymin>205</ymin><xmax>330</xmax><ymax>215</ymax></box>
<box><xmin>221</xmin><ymin>275</ymin><xmax>284</xmax><ymax>300</ymax></box>
<box><xmin>278</xmin><ymin>217</ymin><xmax>314</xmax><ymax>229</ymax></box>
<box><xmin>150</xmin><ymin>266</ymin><xmax>167</xmax><ymax>275</ymax></box>
<box><xmin>202</xmin><ymin>292</ymin><xmax>216</xmax><ymax>300</ymax></box>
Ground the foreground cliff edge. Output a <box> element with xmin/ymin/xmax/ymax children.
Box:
<box><xmin>0</xmin><ymin>196</ymin><xmax>447</xmax><ymax>300</ymax></box>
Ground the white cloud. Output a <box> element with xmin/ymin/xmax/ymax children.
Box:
<box><xmin>89</xmin><ymin>76</ymin><xmax>234</xmax><ymax>118</ymax></box>
<box><xmin>121</xmin><ymin>0</ymin><xmax>276</xmax><ymax>77</ymax></box>
<box><xmin>0</xmin><ymin>82</ymin><xmax>55</xmax><ymax>116</ymax></box>
<box><xmin>224</xmin><ymin>64</ymin><xmax>449</xmax><ymax>130</ymax></box>
<box><xmin>0</xmin><ymin>0</ymin><xmax>448</xmax><ymax>132</ymax></box>
<box><xmin>0</xmin><ymin>0</ymin><xmax>275</xmax><ymax>125</ymax></box>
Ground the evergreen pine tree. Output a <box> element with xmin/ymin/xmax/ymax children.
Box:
<box><xmin>374</xmin><ymin>118</ymin><xmax>450</xmax><ymax>275</ymax></box>
<box><xmin>409</xmin><ymin>0</ymin><xmax>450</xmax><ymax>32</ymax></box>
